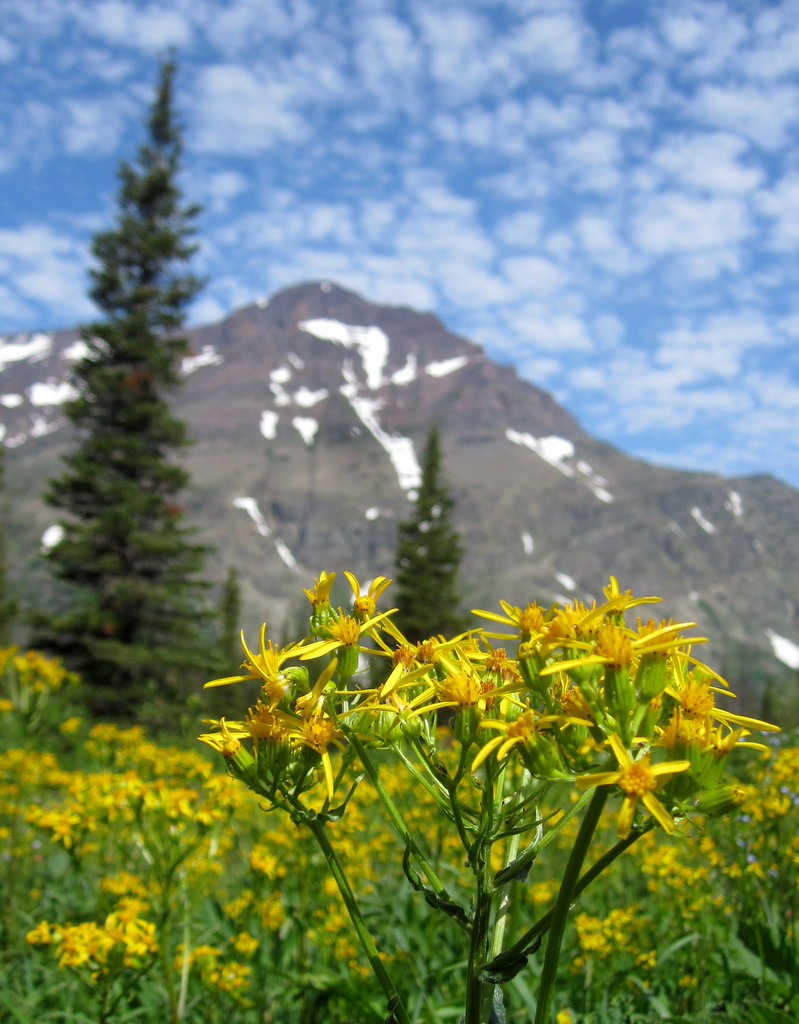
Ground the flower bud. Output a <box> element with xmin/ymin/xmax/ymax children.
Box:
<box><xmin>518</xmin><ymin>732</ymin><xmax>564</xmax><ymax>779</ymax></box>
<box><xmin>604</xmin><ymin>665</ymin><xmax>636</xmax><ymax>719</ymax></box>
<box><xmin>695</xmin><ymin>785</ymin><xmax>745</xmax><ymax>818</ymax></box>
<box><xmin>517</xmin><ymin>645</ymin><xmax>549</xmax><ymax>693</ymax></box>
<box><xmin>636</xmin><ymin>653</ymin><xmax>668</xmax><ymax>702</ymax></box>
<box><xmin>225</xmin><ymin>742</ymin><xmax>257</xmax><ymax>787</ymax></box>
<box><xmin>283</xmin><ymin>666</ymin><xmax>309</xmax><ymax>699</ymax></box>
<box><xmin>451</xmin><ymin>706</ymin><xmax>481</xmax><ymax>748</ymax></box>
<box><xmin>336</xmin><ymin>644</ymin><xmax>360</xmax><ymax>683</ymax></box>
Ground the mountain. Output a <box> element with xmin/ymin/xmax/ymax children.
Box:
<box><xmin>3</xmin><ymin>281</ymin><xmax>798</xmax><ymax>716</ymax></box>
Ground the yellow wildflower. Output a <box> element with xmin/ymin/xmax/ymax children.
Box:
<box><xmin>344</xmin><ymin>571</ymin><xmax>392</xmax><ymax>620</ymax></box>
<box><xmin>304</xmin><ymin>571</ymin><xmax>336</xmax><ymax>607</ymax></box>
<box><xmin>575</xmin><ymin>734</ymin><xmax>690</xmax><ymax>838</ymax></box>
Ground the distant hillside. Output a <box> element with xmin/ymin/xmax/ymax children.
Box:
<box><xmin>3</xmin><ymin>281</ymin><xmax>799</xmax><ymax>716</ymax></box>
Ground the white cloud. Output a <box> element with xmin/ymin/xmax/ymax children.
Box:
<box><xmin>62</xmin><ymin>95</ymin><xmax>134</xmax><ymax>154</ymax></box>
<box><xmin>657</xmin><ymin>313</ymin><xmax>775</xmax><ymax>380</ymax></box>
<box><xmin>191</xmin><ymin>64</ymin><xmax>311</xmax><ymax>153</ymax></box>
<box><xmin>84</xmin><ymin>1</ymin><xmax>192</xmax><ymax>49</ymax></box>
<box><xmin>501</xmin><ymin>255</ymin><xmax>566</xmax><ymax>297</ymax></box>
<box><xmin>757</xmin><ymin>174</ymin><xmax>799</xmax><ymax>249</ymax></box>
<box><xmin>648</xmin><ymin>132</ymin><xmax>762</xmax><ymax>194</ymax></box>
<box><xmin>632</xmin><ymin>191</ymin><xmax>750</xmax><ymax>254</ymax></box>
<box><xmin>0</xmin><ymin>225</ymin><xmax>92</xmax><ymax>321</ymax></box>
<box><xmin>691</xmin><ymin>83</ymin><xmax>799</xmax><ymax>149</ymax></box>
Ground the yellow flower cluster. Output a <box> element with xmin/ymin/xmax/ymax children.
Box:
<box><xmin>177</xmin><ymin>945</ymin><xmax>253</xmax><ymax>1007</ymax></box>
<box><xmin>200</xmin><ymin>571</ymin><xmax>777</xmax><ymax>840</ymax></box>
<box><xmin>572</xmin><ymin>905</ymin><xmax>642</xmax><ymax>962</ymax></box>
<box><xmin>0</xmin><ymin>647</ymin><xmax>80</xmax><ymax>727</ymax></box>
<box><xmin>26</xmin><ymin>908</ymin><xmax>158</xmax><ymax>975</ymax></box>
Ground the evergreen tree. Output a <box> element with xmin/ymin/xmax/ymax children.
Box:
<box><xmin>37</xmin><ymin>60</ymin><xmax>210</xmax><ymax>710</ymax></box>
<box><xmin>218</xmin><ymin>566</ymin><xmax>242</xmax><ymax>672</ymax></box>
<box><xmin>394</xmin><ymin>426</ymin><xmax>465</xmax><ymax>643</ymax></box>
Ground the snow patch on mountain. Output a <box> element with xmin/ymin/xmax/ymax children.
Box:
<box><xmin>425</xmin><ymin>356</ymin><xmax>468</xmax><ymax>378</ymax></box>
<box><xmin>28</xmin><ymin>381</ymin><xmax>78</xmax><ymax>406</ymax></box>
<box><xmin>275</xmin><ymin>539</ymin><xmax>300</xmax><ymax>573</ymax></box>
<box><xmin>0</xmin><ymin>394</ymin><xmax>22</xmax><ymax>408</ymax></box>
<box><xmin>292</xmin><ymin>416</ymin><xmax>318</xmax><ymax>446</ymax></box>
<box><xmin>691</xmin><ymin>507</ymin><xmax>716</xmax><ymax>534</ymax></box>
<box><xmin>521</xmin><ymin>531</ymin><xmax>533</xmax><ymax>554</ymax></box>
<box><xmin>269</xmin><ymin>366</ymin><xmax>292</xmax><ymax>406</ymax></box>
<box><xmin>62</xmin><ymin>340</ymin><xmax>90</xmax><ymax>362</ymax></box>
<box><xmin>391</xmin><ymin>354</ymin><xmax>417</xmax><ymax>386</ymax></box>
<box><xmin>30</xmin><ymin>415</ymin><xmax>59</xmax><ymax>438</ymax></box>
<box><xmin>0</xmin><ymin>333</ymin><xmax>52</xmax><ymax>371</ymax></box>
<box><xmin>506</xmin><ymin>429</ymin><xmax>575</xmax><ymax>477</ymax></box>
<box><xmin>260</xmin><ymin>411</ymin><xmax>279</xmax><ymax>440</ymax></box>
<box><xmin>41</xmin><ymin>524</ymin><xmax>65</xmax><ymax>552</ymax></box>
<box><xmin>766</xmin><ymin>629</ymin><xmax>799</xmax><ymax>670</ymax></box>
<box><xmin>180</xmin><ymin>345</ymin><xmax>223</xmax><ymax>376</ymax></box>
<box><xmin>340</xmin><ymin>362</ymin><xmax>421</xmax><ymax>493</ymax></box>
<box><xmin>293</xmin><ymin>386</ymin><xmax>328</xmax><ymax>408</ymax></box>
<box><xmin>233</xmin><ymin>497</ymin><xmax>271</xmax><ymax>537</ymax></box>
<box><xmin>726</xmin><ymin>491</ymin><xmax>743</xmax><ymax>517</ymax></box>
<box><xmin>299</xmin><ymin>318</ymin><xmax>388</xmax><ymax>390</ymax></box>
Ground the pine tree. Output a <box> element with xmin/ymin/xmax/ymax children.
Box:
<box><xmin>394</xmin><ymin>426</ymin><xmax>465</xmax><ymax>643</ymax></box>
<box><xmin>218</xmin><ymin>566</ymin><xmax>242</xmax><ymax>672</ymax></box>
<box><xmin>37</xmin><ymin>60</ymin><xmax>210</xmax><ymax>710</ymax></box>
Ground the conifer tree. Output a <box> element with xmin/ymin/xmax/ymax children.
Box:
<box><xmin>218</xmin><ymin>566</ymin><xmax>242</xmax><ymax>672</ymax></box>
<box><xmin>37</xmin><ymin>60</ymin><xmax>210</xmax><ymax>709</ymax></box>
<box><xmin>394</xmin><ymin>426</ymin><xmax>465</xmax><ymax>643</ymax></box>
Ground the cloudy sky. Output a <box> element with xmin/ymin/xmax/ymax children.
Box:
<box><xmin>2</xmin><ymin>1</ymin><xmax>799</xmax><ymax>488</ymax></box>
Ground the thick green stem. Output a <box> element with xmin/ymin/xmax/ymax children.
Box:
<box><xmin>488</xmin><ymin>820</ymin><xmax>653</xmax><ymax>974</ymax></box>
<box><xmin>304</xmin><ymin>812</ymin><xmax>411</xmax><ymax>1024</ymax></box>
<box><xmin>488</xmin><ymin>768</ymin><xmax>529</xmax><ymax>964</ymax></box>
<box><xmin>464</xmin><ymin>771</ymin><xmax>496</xmax><ymax>1024</ymax></box>
<box><xmin>347</xmin><ymin>731</ymin><xmax>447</xmax><ymax>895</ymax></box>
<box><xmin>534</xmin><ymin>787</ymin><xmax>609</xmax><ymax>1024</ymax></box>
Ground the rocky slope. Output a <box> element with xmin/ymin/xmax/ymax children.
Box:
<box><xmin>3</xmin><ymin>281</ymin><xmax>798</xmax><ymax>714</ymax></box>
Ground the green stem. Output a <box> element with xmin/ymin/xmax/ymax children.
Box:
<box><xmin>177</xmin><ymin>876</ymin><xmax>191</xmax><ymax>1021</ymax></box>
<box><xmin>447</xmin><ymin>747</ymin><xmax>475</xmax><ymax>855</ymax></box>
<box><xmin>489</xmin><ymin>769</ymin><xmax>531</xmax><ymax>963</ymax></box>
<box><xmin>489</xmin><ymin>820</ymin><xmax>653</xmax><ymax>974</ymax></box>
<box><xmin>464</xmin><ymin>767</ymin><xmax>496</xmax><ymax>1024</ymax></box>
<box><xmin>348</xmin><ymin>731</ymin><xmax>447</xmax><ymax>895</ymax></box>
<box><xmin>303</xmin><ymin>810</ymin><xmax>411</xmax><ymax>1024</ymax></box>
<box><xmin>534</xmin><ymin>787</ymin><xmax>609</xmax><ymax>1024</ymax></box>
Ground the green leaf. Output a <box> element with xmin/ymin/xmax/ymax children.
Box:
<box><xmin>488</xmin><ymin>987</ymin><xmax>507</xmax><ymax>1024</ymax></box>
<box><xmin>402</xmin><ymin>843</ymin><xmax>472</xmax><ymax>928</ymax></box>
<box><xmin>494</xmin><ymin>843</ymin><xmax>536</xmax><ymax>886</ymax></box>
<box><xmin>319</xmin><ymin>774</ymin><xmax>364</xmax><ymax>822</ymax></box>
<box><xmin>748</xmin><ymin>1003</ymin><xmax>798</xmax><ymax>1024</ymax></box>
<box><xmin>479</xmin><ymin>937</ymin><xmax>542</xmax><ymax>984</ymax></box>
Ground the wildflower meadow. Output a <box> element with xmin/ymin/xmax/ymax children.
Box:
<box><xmin>2</xmin><ymin>575</ymin><xmax>798</xmax><ymax>1023</ymax></box>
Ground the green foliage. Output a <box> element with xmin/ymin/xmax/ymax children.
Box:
<box><xmin>36</xmin><ymin>60</ymin><xmax>211</xmax><ymax>711</ymax></box>
<box><xmin>3</xmin><ymin>680</ymin><xmax>798</xmax><ymax>1024</ymax></box>
<box><xmin>394</xmin><ymin>425</ymin><xmax>466</xmax><ymax>642</ymax></box>
<box><xmin>218</xmin><ymin>567</ymin><xmax>242</xmax><ymax>673</ymax></box>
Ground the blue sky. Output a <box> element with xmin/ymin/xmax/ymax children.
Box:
<box><xmin>2</xmin><ymin>1</ymin><xmax>799</xmax><ymax>487</ymax></box>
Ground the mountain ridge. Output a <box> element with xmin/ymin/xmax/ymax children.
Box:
<box><xmin>3</xmin><ymin>280</ymin><xmax>798</xmax><ymax>715</ymax></box>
